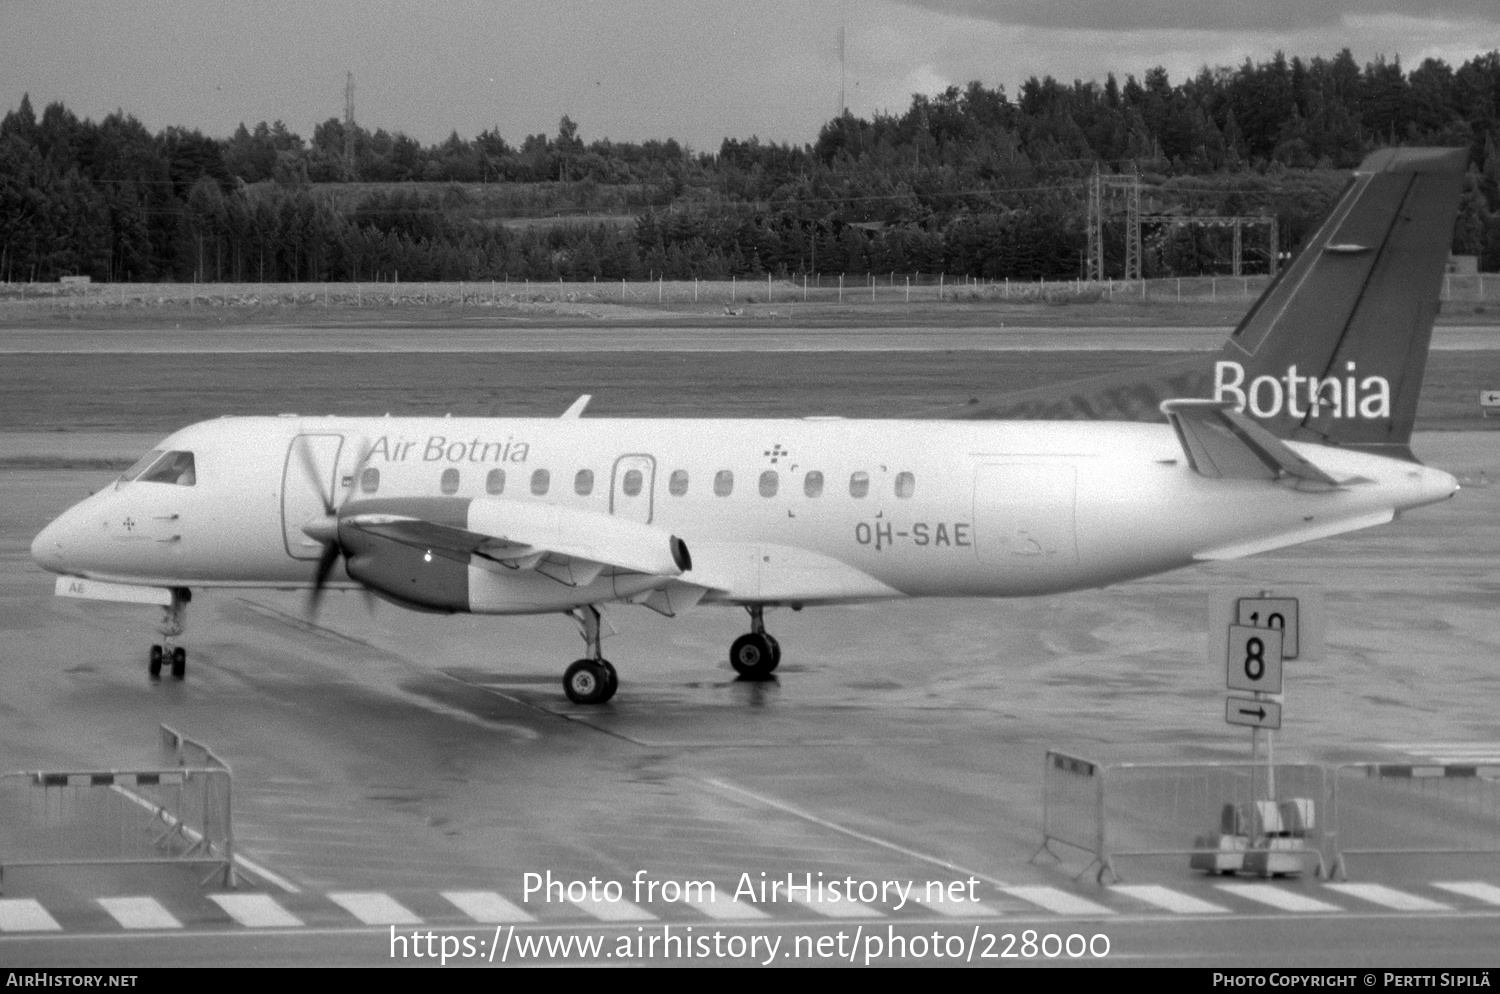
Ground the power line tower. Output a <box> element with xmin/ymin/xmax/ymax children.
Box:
<box><xmin>343</xmin><ymin>71</ymin><xmax>356</xmax><ymax>176</ymax></box>
<box><xmin>1138</xmin><ymin>215</ymin><xmax>1279</xmax><ymax>277</ymax></box>
<box><xmin>1087</xmin><ymin>166</ymin><xmax>1142</xmax><ymax>281</ymax></box>
<box><xmin>1087</xmin><ymin>167</ymin><xmax>1102</xmax><ymax>281</ymax></box>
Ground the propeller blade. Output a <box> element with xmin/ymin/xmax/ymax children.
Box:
<box><xmin>305</xmin><ymin>538</ymin><xmax>343</xmax><ymax>617</ymax></box>
<box><xmin>293</xmin><ymin>434</ymin><xmax>335</xmax><ymax>516</ymax></box>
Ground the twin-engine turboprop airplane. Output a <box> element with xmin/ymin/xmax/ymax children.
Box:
<box><xmin>30</xmin><ymin>147</ymin><xmax>1466</xmax><ymax>704</ymax></box>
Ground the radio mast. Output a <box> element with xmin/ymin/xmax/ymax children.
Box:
<box><xmin>344</xmin><ymin>72</ymin><xmax>356</xmax><ymax>175</ymax></box>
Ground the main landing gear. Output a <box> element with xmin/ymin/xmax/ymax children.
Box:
<box><xmin>148</xmin><ymin>588</ymin><xmax>191</xmax><ymax>682</ymax></box>
<box><xmin>730</xmin><ymin>605</ymin><xmax>780</xmax><ymax>681</ymax></box>
<box><xmin>562</xmin><ymin>605</ymin><xmax>618</xmax><ymax>705</ymax></box>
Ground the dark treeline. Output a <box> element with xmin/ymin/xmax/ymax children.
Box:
<box><xmin>4</xmin><ymin>48</ymin><xmax>1500</xmax><ymax>284</ymax></box>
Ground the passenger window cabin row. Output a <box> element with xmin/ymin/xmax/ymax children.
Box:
<box><xmin>358</xmin><ymin>467</ymin><xmax>917</xmax><ymax>500</ymax></box>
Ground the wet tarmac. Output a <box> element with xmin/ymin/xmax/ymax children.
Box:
<box><xmin>2</xmin><ymin>431</ymin><xmax>1499</xmax><ymax>967</ymax></box>
<box><xmin>2</xmin><ymin>327</ymin><xmax>1499</xmax><ymax>967</ymax></box>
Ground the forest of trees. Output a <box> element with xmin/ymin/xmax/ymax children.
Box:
<box><xmin>3</xmin><ymin>48</ymin><xmax>1500</xmax><ymax>284</ymax></box>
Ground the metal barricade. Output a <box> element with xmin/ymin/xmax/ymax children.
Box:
<box><xmin>1329</xmin><ymin>762</ymin><xmax>1500</xmax><ymax>879</ymax></box>
<box><xmin>1102</xmin><ymin>761</ymin><xmax>1327</xmax><ymax>881</ymax></box>
<box><xmin>1035</xmin><ymin>752</ymin><xmax>1328</xmax><ymax>881</ymax></box>
<box><xmin>1036</xmin><ymin>752</ymin><xmax>1106</xmax><ymax>878</ymax></box>
<box><xmin>0</xmin><ymin>725</ymin><xmax>235</xmax><ymax>890</ymax></box>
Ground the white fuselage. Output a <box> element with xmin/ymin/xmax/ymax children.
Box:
<box><xmin>30</xmin><ymin>415</ymin><xmax>1458</xmax><ymax>612</ymax></box>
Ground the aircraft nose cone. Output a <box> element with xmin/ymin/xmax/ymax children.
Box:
<box><xmin>30</xmin><ymin>516</ymin><xmax>68</xmax><ymax>573</ymax></box>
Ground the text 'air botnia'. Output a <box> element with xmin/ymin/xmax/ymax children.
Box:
<box><xmin>522</xmin><ymin>870</ymin><xmax>983</xmax><ymax>911</ymax></box>
<box><xmin>1213</xmin><ymin>360</ymin><xmax>1391</xmax><ymax>419</ymax></box>
<box><xmin>368</xmin><ymin>435</ymin><xmax>531</xmax><ymax>464</ymax></box>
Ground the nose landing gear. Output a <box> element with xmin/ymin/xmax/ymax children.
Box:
<box><xmin>148</xmin><ymin>588</ymin><xmax>191</xmax><ymax>681</ymax></box>
<box><xmin>730</xmin><ymin>605</ymin><xmax>780</xmax><ymax>680</ymax></box>
<box><xmin>562</xmin><ymin>605</ymin><xmax>617</xmax><ymax>705</ymax></box>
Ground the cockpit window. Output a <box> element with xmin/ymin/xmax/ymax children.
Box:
<box><xmin>127</xmin><ymin>450</ymin><xmax>196</xmax><ymax>486</ymax></box>
<box><xmin>120</xmin><ymin>450</ymin><xmax>164</xmax><ymax>482</ymax></box>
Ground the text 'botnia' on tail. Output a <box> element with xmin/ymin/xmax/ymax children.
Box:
<box><xmin>960</xmin><ymin>147</ymin><xmax>1469</xmax><ymax>459</ymax></box>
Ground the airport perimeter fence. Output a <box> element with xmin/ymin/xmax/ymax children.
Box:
<box><xmin>0</xmin><ymin>724</ymin><xmax>235</xmax><ymax>891</ymax></box>
<box><xmin>3</xmin><ymin>272</ymin><xmax>1496</xmax><ymax>312</ymax></box>
<box><xmin>1037</xmin><ymin>750</ymin><xmax>1500</xmax><ymax>884</ymax></box>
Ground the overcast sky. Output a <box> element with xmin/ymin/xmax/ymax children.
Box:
<box><xmin>2</xmin><ymin>1</ymin><xmax>1497</xmax><ymax>150</ymax></box>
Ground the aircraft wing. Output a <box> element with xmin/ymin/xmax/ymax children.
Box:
<box><xmin>343</xmin><ymin>497</ymin><xmax>693</xmax><ymax>588</ymax></box>
<box><xmin>1160</xmin><ymin>399</ymin><xmax>1341</xmax><ymax>487</ymax></box>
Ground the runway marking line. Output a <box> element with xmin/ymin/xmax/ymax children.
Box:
<box><xmin>1000</xmin><ymin>887</ymin><xmax>1114</xmax><ymax>917</ymax></box>
<box><xmin>442</xmin><ymin>890</ymin><xmax>535</xmax><ymax>923</ymax></box>
<box><xmin>680</xmin><ymin>889</ymin><xmax>771</xmax><ymax>921</ymax></box>
<box><xmin>791</xmin><ymin>896</ymin><xmax>885</xmax><ymax>919</ymax></box>
<box><xmin>1109</xmin><ymin>885</ymin><xmax>1230</xmax><ymax>915</ymax></box>
<box><xmin>209</xmin><ymin>893</ymin><xmax>304</xmax><ymax>928</ymax></box>
<box><xmin>328</xmin><ymin>891</ymin><xmax>422</xmax><ymax>926</ymax></box>
<box><xmin>98</xmin><ymin>897</ymin><xmax>182</xmax><ymax>930</ymax></box>
<box><xmin>107</xmin><ymin>779</ymin><xmax>301</xmax><ymax>894</ymax></box>
<box><xmin>1432</xmin><ymin>882</ymin><xmax>1500</xmax><ymax>906</ymax></box>
<box><xmin>567</xmin><ymin>894</ymin><xmax>656</xmax><ymax>923</ymax></box>
<box><xmin>909</xmin><ymin>893</ymin><xmax>1001</xmax><ymax>917</ymax></box>
<box><xmin>702</xmin><ymin>777</ymin><xmax>1008</xmax><ymax>888</ymax></box>
<box><xmin>0</xmin><ymin>898</ymin><xmax>62</xmax><ymax>932</ymax></box>
<box><xmin>1214</xmin><ymin>884</ymin><xmax>1341</xmax><ymax>913</ymax></box>
<box><xmin>1325</xmin><ymin>883</ymin><xmax>1452</xmax><ymax>912</ymax></box>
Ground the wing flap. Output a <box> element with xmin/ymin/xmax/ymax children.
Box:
<box><xmin>343</xmin><ymin>498</ymin><xmax>690</xmax><ymax>583</ymax></box>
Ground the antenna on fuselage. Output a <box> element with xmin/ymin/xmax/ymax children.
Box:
<box><xmin>560</xmin><ymin>395</ymin><xmax>592</xmax><ymax>419</ymax></box>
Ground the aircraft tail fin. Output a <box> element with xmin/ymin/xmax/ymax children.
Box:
<box><xmin>953</xmin><ymin>147</ymin><xmax>1469</xmax><ymax>455</ymax></box>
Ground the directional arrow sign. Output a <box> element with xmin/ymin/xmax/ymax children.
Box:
<box><xmin>1226</xmin><ymin>695</ymin><xmax>1282</xmax><ymax>730</ymax></box>
<box><xmin>1481</xmin><ymin>390</ymin><xmax>1500</xmax><ymax>407</ymax></box>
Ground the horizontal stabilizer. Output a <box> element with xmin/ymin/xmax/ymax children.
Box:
<box><xmin>1161</xmin><ymin>399</ymin><xmax>1339</xmax><ymax>487</ymax></box>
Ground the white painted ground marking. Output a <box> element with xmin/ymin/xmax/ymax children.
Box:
<box><xmin>328</xmin><ymin>891</ymin><xmax>422</xmax><ymax>926</ymax></box>
<box><xmin>1381</xmin><ymin>743</ymin><xmax>1500</xmax><ymax>765</ymax></box>
<box><xmin>1214</xmin><ymin>884</ymin><xmax>1341</xmax><ymax>913</ymax></box>
<box><xmin>1000</xmin><ymin>887</ymin><xmax>1115</xmax><ymax>916</ymax></box>
<box><xmin>703</xmin><ymin>778</ymin><xmax>1007</xmax><ymax>888</ymax></box>
<box><xmin>681</xmin><ymin>889</ymin><xmax>771</xmax><ymax>921</ymax></box>
<box><xmin>109</xmin><ymin>781</ymin><xmax>300</xmax><ymax>894</ymax></box>
<box><xmin>1109</xmin><ymin>885</ymin><xmax>1230</xmax><ymax>914</ymax></box>
<box><xmin>232</xmin><ymin>854</ymin><xmax>302</xmax><ymax>894</ymax></box>
<box><xmin>98</xmin><ymin>897</ymin><xmax>182</xmax><ymax>930</ymax></box>
<box><xmin>911</xmin><ymin>893</ymin><xmax>1001</xmax><ymax>917</ymax></box>
<box><xmin>442</xmin><ymin>890</ymin><xmax>535</xmax><ymax>923</ymax></box>
<box><xmin>0</xmin><ymin>899</ymin><xmax>61</xmax><ymax>932</ymax></box>
<box><xmin>209</xmin><ymin>893</ymin><xmax>304</xmax><ymax>928</ymax></box>
<box><xmin>568</xmin><ymin>895</ymin><xmax>656</xmax><ymax>922</ymax></box>
<box><xmin>790</xmin><ymin>895</ymin><xmax>885</xmax><ymax>919</ymax></box>
<box><xmin>1325</xmin><ymin>884</ymin><xmax>1452</xmax><ymax>912</ymax></box>
<box><xmin>1432</xmin><ymin>882</ymin><xmax>1500</xmax><ymax>906</ymax></box>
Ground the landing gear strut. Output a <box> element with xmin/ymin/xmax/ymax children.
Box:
<box><xmin>562</xmin><ymin>605</ymin><xmax>617</xmax><ymax>705</ymax></box>
<box><xmin>730</xmin><ymin>605</ymin><xmax>780</xmax><ymax>680</ymax></box>
<box><xmin>149</xmin><ymin>588</ymin><xmax>191</xmax><ymax>682</ymax></box>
